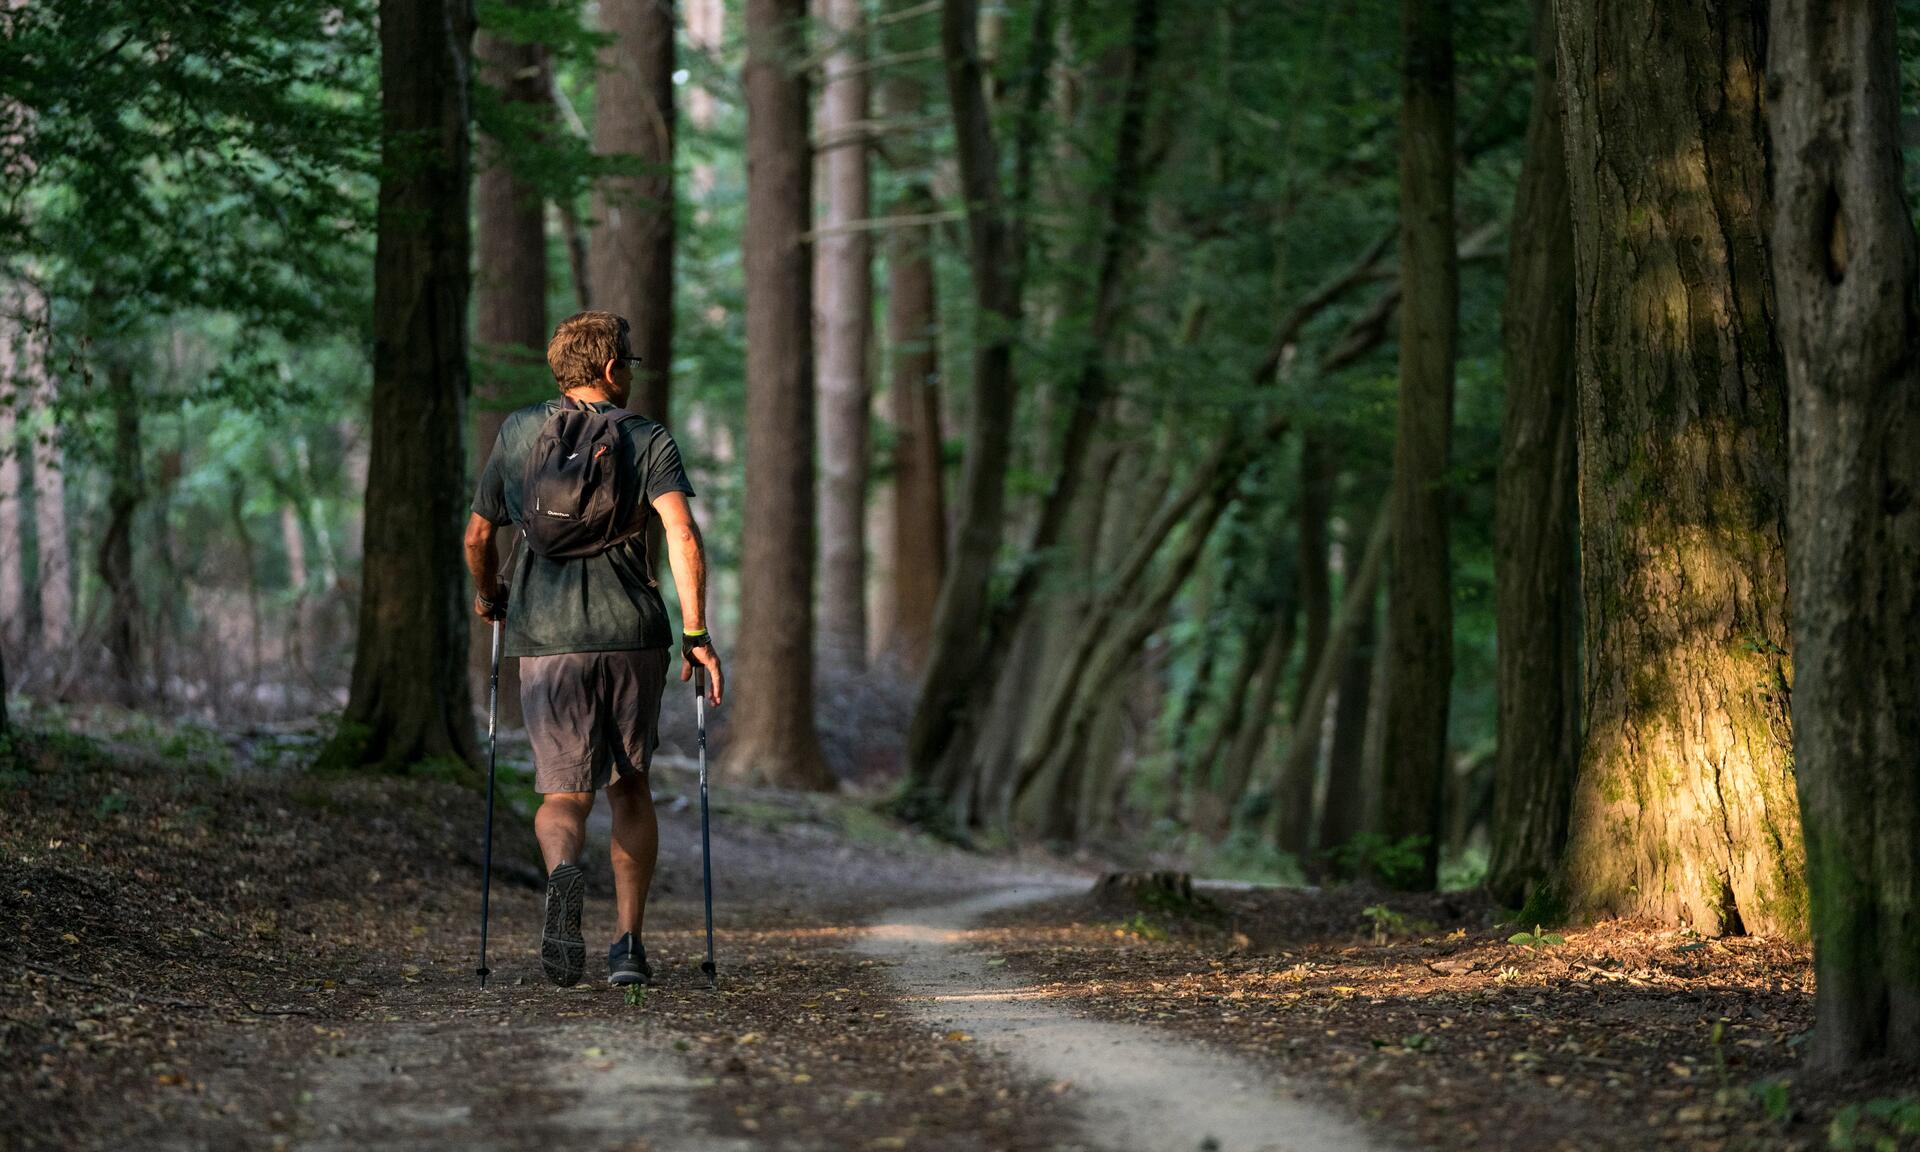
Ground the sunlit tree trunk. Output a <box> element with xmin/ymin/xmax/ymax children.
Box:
<box><xmin>472</xmin><ymin>24</ymin><xmax>548</xmax><ymax>728</ymax></box>
<box><xmin>590</xmin><ymin>0</ymin><xmax>675</xmax><ymax>425</ymax></box>
<box><xmin>814</xmin><ymin>0</ymin><xmax>873</xmax><ymax>674</ymax></box>
<box><xmin>1379</xmin><ymin>0</ymin><xmax>1456</xmax><ymax>890</ymax></box>
<box><xmin>1556</xmin><ymin>0</ymin><xmax>1803</xmax><ymax>935</ymax></box>
<box><xmin>733</xmin><ymin>0</ymin><xmax>834</xmax><ymax>789</ymax></box>
<box><xmin>332</xmin><ymin>0</ymin><xmax>480</xmax><ymax>774</ymax></box>
<box><xmin>1770</xmin><ymin>0</ymin><xmax>1920</xmax><ymax>1060</ymax></box>
<box><xmin>1488</xmin><ymin>0</ymin><xmax>1579</xmax><ymax>910</ymax></box>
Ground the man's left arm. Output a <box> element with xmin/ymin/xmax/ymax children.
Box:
<box><xmin>464</xmin><ymin>513</ymin><xmax>506</xmax><ymax>621</ymax></box>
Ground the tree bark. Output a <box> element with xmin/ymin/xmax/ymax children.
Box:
<box><xmin>1268</xmin><ymin>500</ymin><xmax>1392</xmax><ymax>853</ymax></box>
<box><xmin>1379</xmin><ymin>0</ymin><xmax>1457</xmax><ymax>890</ymax></box>
<box><xmin>881</xmin><ymin>181</ymin><xmax>946</xmax><ymax>676</ymax></box>
<box><xmin>814</xmin><ymin>0</ymin><xmax>873</xmax><ymax>674</ymax></box>
<box><xmin>1556</xmin><ymin>0</ymin><xmax>1803</xmax><ymax>935</ymax></box>
<box><xmin>590</xmin><ymin>0</ymin><xmax>676</xmax><ymax>424</ymax></box>
<box><xmin>0</xmin><ymin>402</ymin><xmax>21</xmax><ymax>654</ymax></box>
<box><xmin>1319</xmin><ymin>552</ymin><xmax>1380</xmax><ymax>855</ymax></box>
<box><xmin>1488</xmin><ymin>0</ymin><xmax>1579</xmax><ymax>910</ymax></box>
<box><xmin>733</xmin><ymin>0</ymin><xmax>834</xmax><ymax>790</ymax></box>
<box><xmin>897</xmin><ymin>0</ymin><xmax>1055</xmax><ymax>817</ymax></box>
<box><xmin>32</xmin><ymin>369</ymin><xmax>70</xmax><ymax>653</ymax></box>
<box><xmin>472</xmin><ymin>24</ymin><xmax>548</xmax><ymax>728</ymax></box>
<box><xmin>98</xmin><ymin>362</ymin><xmax>142</xmax><ymax>703</ymax></box>
<box><xmin>332</xmin><ymin>0</ymin><xmax>480</xmax><ymax>774</ymax></box>
<box><xmin>1293</xmin><ymin>436</ymin><xmax>1333</xmax><ymax>716</ymax></box>
<box><xmin>1769</xmin><ymin>0</ymin><xmax>1920</xmax><ymax>1061</ymax></box>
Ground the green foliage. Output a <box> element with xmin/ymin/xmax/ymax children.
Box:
<box><xmin>1327</xmin><ymin>834</ymin><xmax>1430</xmax><ymax>887</ymax></box>
<box><xmin>1114</xmin><ymin>912</ymin><xmax>1170</xmax><ymax>942</ymax></box>
<box><xmin>1361</xmin><ymin>903</ymin><xmax>1436</xmax><ymax>945</ymax></box>
<box><xmin>1505</xmin><ymin>925</ymin><xmax>1565</xmax><ymax>950</ymax></box>
<box><xmin>623</xmin><ymin>983</ymin><xmax>647</xmax><ymax>1008</ymax></box>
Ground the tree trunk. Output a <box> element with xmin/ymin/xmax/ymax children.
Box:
<box><xmin>1379</xmin><ymin>0</ymin><xmax>1457</xmax><ymax>890</ymax></box>
<box><xmin>591</xmin><ymin>0</ymin><xmax>675</xmax><ymax>426</ymax></box>
<box><xmin>881</xmin><ymin>181</ymin><xmax>946</xmax><ymax>676</ymax></box>
<box><xmin>1556</xmin><ymin>0</ymin><xmax>1802</xmax><ymax>935</ymax></box>
<box><xmin>1488</xmin><ymin>0</ymin><xmax>1579</xmax><ymax>910</ymax></box>
<box><xmin>0</xmin><ymin>402</ymin><xmax>21</xmax><ymax>654</ymax></box>
<box><xmin>813</xmin><ymin>0</ymin><xmax>873</xmax><ymax>674</ymax></box>
<box><xmin>331</xmin><ymin>0</ymin><xmax>480</xmax><ymax>774</ymax></box>
<box><xmin>1319</xmin><ymin>563</ymin><xmax>1379</xmax><ymax>856</ymax></box>
<box><xmin>97</xmin><ymin>363</ymin><xmax>141</xmax><ymax>703</ymax></box>
<box><xmin>230</xmin><ymin>476</ymin><xmax>263</xmax><ymax>685</ymax></box>
<box><xmin>875</xmin><ymin>0</ymin><xmax>946</xmax><ymax>678</ymax></box>
<box><xmin>472</xmin><ymin>24</ymin><xmax>548</xmax><ymax>729</ymax></box>
<box><xmin>1769</xmin><ymin>0</ymin><xmax>1920</xmax><ymax>1061</ymax></box>
<box><xmin>33</xmin><ymin>370</ymin><xmax>70</xmax><ymax>653</ymax></box>
<box><xmin>897</xmin><ymin>0</ymin><xmax>1056</xmax><ymax>820</ymax></box>
<box><xmin>1293</xmin><ymin>436</ymin><xmax>1333</xmax><ymax>715</ymax></box>
<box><xmin>1217</xmin><ymin>593</ymin><xmax>1296</xmax><ymax>823</ymax></box>
<box><xmin>1268</xmin><ymin>502</ymin><xmax>1391</xmax><ymax>854</ymax></box>
<box><xmin>733</xmin><ymin>0</ymin><xmax>833</xmax><ymax>790</ymax></box>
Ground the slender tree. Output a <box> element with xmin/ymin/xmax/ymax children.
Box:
<box><xmin>814</xmin><ymin>0</ymin><xmax>873</xmax><ymax>673</ymax></box>
<box><xmin>330</xmin><ymin>0</ymin><xmax>480</xmax><ymax>773</ymax></box>
<box><xmin>733</xmin><ymin>0</ymin><xmax>834</xmax><ymax>789</ymax></box>
<box><xmin>1378</xmin><ymin>0</ymin><xmax>1456</xmax><ymax>890</ymax></box>
<box><xmin>590</xmin><ymin>0</ymin><xmax>676</xmax><ymax>423</ymax></box>
<box><xmin>1556</xmin><ymin>0</ymin><xmax>1803</xmax><ymax>934</ymax></box>
<box><xmin>98</xmin><ymin>362</ymin><xmax>141</xmax><ymax>702</ymax></box>
<box><xmin>1770</xmin><ymin>0</ymin><xmax>1920</xmax><ymax>1061</ymax></box>
<box><xmin>0</xmin><ymin>403</ymin><xmax>20</xmax><ymax>654</ymax></box>
<box><xmin>1488</xmin><ymin>0</ymin><xmax>1578</xmax><ymax>910</ymax></box>
<box><xmin>471</xmin><ymin>22</ymin><xmax>549</xmax><ymax>727</ymax></box>
<box><xmin>876</xmin><ymin>0</ymin><xmax>946</xmax><ymax>678</ymax></box>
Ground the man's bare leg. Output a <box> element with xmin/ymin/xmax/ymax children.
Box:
<box><xmin>535</xmin><ymin>791</ymin><xmax>594</xmax><ymax>872</ymax></box>
<box><xmin>606</xmin><ymin>773</ymin><xmax>658</xmax><ymax>939</ymax></box>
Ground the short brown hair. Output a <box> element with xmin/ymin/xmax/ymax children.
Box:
<box><xmin>547</xmin><ymin>310</ymin><xmax>630</xmax><ymax>392</ymax></box>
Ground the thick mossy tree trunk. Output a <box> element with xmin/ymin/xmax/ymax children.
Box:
<box><xmin>1378</xmin><ymin>0</ymin><xmax>1456</xmax><ymax>891</ymax></box>
<box><xmin>813</xmin><ymin>0</ymin><xmax>873</xmax><ymax>674</ymax></box>
<box><xmin>333</xmin><ymin>0</ymin><xmax>480</xmax><ymax>775</ymax></box>
<box><xmin>1769</xmin><ymin>0</ymin><xmax>1920</xmax><ymax>1061</ymax></box>
<box><xmin>733</xmin><ymin>0</ymin><xmax>834</xmax><ymax>789</ymax></box>
<box><xmin>1487</xmin><ymin>0</ymin><xmax>1578</xmax><ymax>910</ymax></box>
<box><xmin>471</xmin><ymin>23</ymin><xmax>549</xmax><ymax>729</ymax></box>
<box><xmin>1555</xmin><ymin>0</ymin><xmax>1803</xmax><ymax>935</ymax></box>
<box><xmin>590</xmin><ymin>0</ymin><xmax>675</xmax><ymax>423</ymax></box>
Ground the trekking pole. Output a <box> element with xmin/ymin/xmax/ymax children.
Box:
<box><xmin>477</xmin><ymin>616</ymin><xmax>503</xmax><ymax>989</ymax></box>
<box><xmin>696</xmin><ymin>667</ymin><xmax>717</xmax><ymax>987</ymax></box>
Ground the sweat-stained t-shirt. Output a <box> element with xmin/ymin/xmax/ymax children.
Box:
<box><xmin>472</xmin><ymin>398</ymin><xmax>696</xmax><ymax>657</ymax></box>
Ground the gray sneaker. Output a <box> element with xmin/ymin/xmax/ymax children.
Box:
<box><xmin>541</xmin><ymin>863</ymin><xmax>586</xmax><ymax>987</ymax></box>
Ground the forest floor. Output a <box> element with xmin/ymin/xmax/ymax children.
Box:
<box><xmin>3</xmin><ymin>709</ymin><xmax>1916</xmax><ymax>1152</ymax></box>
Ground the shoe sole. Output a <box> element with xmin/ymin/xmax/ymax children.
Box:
<box><xmin>542</xmin><ymin>865</ymin><xmax>585</xmax><ymax>987</ymax></box>
<box><xmin>607</xmin><ymin>969</ymin><xmax>651</xmax><ymax>987</ymax></box>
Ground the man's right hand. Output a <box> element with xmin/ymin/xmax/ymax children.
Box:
<box><xmin>474</xmin><ymin>586</ymin><xmax>508</xmax><ymax>622</ymax></box>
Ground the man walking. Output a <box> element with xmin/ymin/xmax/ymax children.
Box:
<box><xmin>464</xmin><ymin>310</ymin><xmax>723</xmax><ymax>988</ymax></box>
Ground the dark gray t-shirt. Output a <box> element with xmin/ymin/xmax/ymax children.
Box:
<box><xmin>473</xmin><ymin>398</ymin><xmax>695</xmax><ymax>657</ymax></box>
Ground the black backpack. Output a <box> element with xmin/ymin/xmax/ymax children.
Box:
<box><xmin>521</xmin><ymin>399</ymin><xmax>646</xmax><ymax>559</ymax></box>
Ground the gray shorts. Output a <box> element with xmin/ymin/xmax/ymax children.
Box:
<box><xmin>520</xmin><ymin>648</ymin><xmax>671</xmax><ymax>794</ymax></box>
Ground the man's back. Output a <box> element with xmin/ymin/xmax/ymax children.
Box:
<box><xmin>473</xmin><ymin>398</ymin><xmax>695</xmax><ymax>657</ymax></box>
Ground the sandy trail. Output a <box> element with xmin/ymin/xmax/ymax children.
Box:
<box><xmin>860</xmin><ymin>886</ymin><xmax>1387</xmax><ymax>1152</ymax></box>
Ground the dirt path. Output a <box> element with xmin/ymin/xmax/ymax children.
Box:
<box><xmin>862</xmin><ymin>887</ymin><xmax>1384</xmax><ymax>1152</ymax></box>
